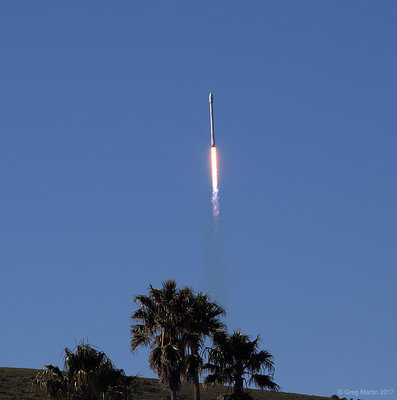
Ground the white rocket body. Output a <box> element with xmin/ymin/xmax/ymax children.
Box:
<box><xmin>209</xmin><ymin>93</ymin><xmax>215</xmax><ymax>147</ymax></box>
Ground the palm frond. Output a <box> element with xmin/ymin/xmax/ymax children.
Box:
<box><xmin>248</xmin><ymin>374</ymin><xmax>280</xmax><ymax>391</ymax></box>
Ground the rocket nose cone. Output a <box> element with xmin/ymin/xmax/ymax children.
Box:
<box><xmin>209</xmin><ymin>93</ymin><xmax>214</xmax><ymax>103</ymax></box>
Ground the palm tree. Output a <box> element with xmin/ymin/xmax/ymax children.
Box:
<box><xmin>130</xmin><ymin>280</ymin><xmax>188</xmax><ymax>400</ymax></box>
<box><xmin>204</xmin><ymin>331</ymin><xmax>279</xmax><ymax>399</ymax></box>
<box><xmin>30</xmin><ymin>365</ymin><xmax>67</xmax><ymax>400</ymax></box>
<box><xmin>31</xmin><ymin>341</ymin><xmax>134</xmax><ymax>400</ymax></box>
<box><xmin>149</xmin><ymin>339</ymin><xmax>184</xmax><ymax>400</ymax></box>
<box><xmin>130</xmin><ymin>280</ymin><xmax>226</xmax><ymax>400</ymax></box>
<box><xmin>181</xmin><ymin>291</ymin><xmax>225</xmax><ymax>400</ymax></box>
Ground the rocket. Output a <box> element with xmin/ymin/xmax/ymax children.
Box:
<box><xmin>209</xmin><ymin>93</ymin><xmax>215</xmax><ymax>147</ymax></box>
<box><xmin>209</xmin><ymin>92</ymin><xmax>219</xmax><ymax>217</ymax></box>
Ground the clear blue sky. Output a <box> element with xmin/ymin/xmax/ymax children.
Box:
<box><xmin>1</xmin><ymin>2</ymin><xmax>396</xmax><ymax>398</ymax></box>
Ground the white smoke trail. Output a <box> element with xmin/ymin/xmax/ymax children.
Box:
<box><xmin>212</xmin><ymin>188</ymin><xmax>219</xmax><ymax>217</ymax></box>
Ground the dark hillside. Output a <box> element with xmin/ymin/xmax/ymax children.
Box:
<box><xmin>0</xmin><ymin>367</ymin><xmax>333</xmax><ymax>400</ymax></box>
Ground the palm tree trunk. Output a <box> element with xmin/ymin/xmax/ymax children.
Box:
<box><xmin>171</xmin><ymin>389</ymin><xmax>177</xmax><ymax>400</ymax></box>
<box><xmin>191</xmin><ymin>343</ymin><xmax>201</xmax><ymax>400</ymax></box>
<box><xmin>234</xmin><ymin>375</ymin><xmax>244</xmax><ymax>394</ymax></box>
<box><xmin>193</xmin><ymin>372</ymin><xmax>200</xmax><ymax>400</ymax></box>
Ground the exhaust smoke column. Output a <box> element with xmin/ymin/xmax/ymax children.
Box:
<box><xmin>209</xmin><ymin>93</ymin><xmax>219</xmax><ymax>218</ymax></box>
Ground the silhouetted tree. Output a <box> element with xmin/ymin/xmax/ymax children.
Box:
<box><xmin>31</xmin><ymin>341</ymin><xmax>134</xmax><ymax>400</ymax></box>
<box><xmin>204</xmin><ymin>331</ymin><xmax>279</xmax><ymax>399</ymax></box>
<box><xmin>130</xmin><ymin>280</ymin><xmax>225</xmax><ymax>400</ymax></box>
<box><xmin>130</xmin><ymin>280</ymin><xmax>187</xmax><ymax>400</ymax></box>
<box><xmin>181</xmin><ymin>291</ymin><xmax>225</xmax><ymax>400</ymax></box>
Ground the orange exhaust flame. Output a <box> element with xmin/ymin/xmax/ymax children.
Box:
<box><xmin>211</xmin><ymin>146</ymin><xmax>219</xmax><ymax>217</ymax></box>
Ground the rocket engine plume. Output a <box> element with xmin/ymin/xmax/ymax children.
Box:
<box><xmin>211</xmin><ymin>146</ymin><xmax>219</xmax><ymax>217</ymax></box>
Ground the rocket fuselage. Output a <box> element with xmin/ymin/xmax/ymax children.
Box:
<box><xmin>209</xmin><ymin>93</ymin><xmax>215</xmax><ymax>147</ymax></box>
